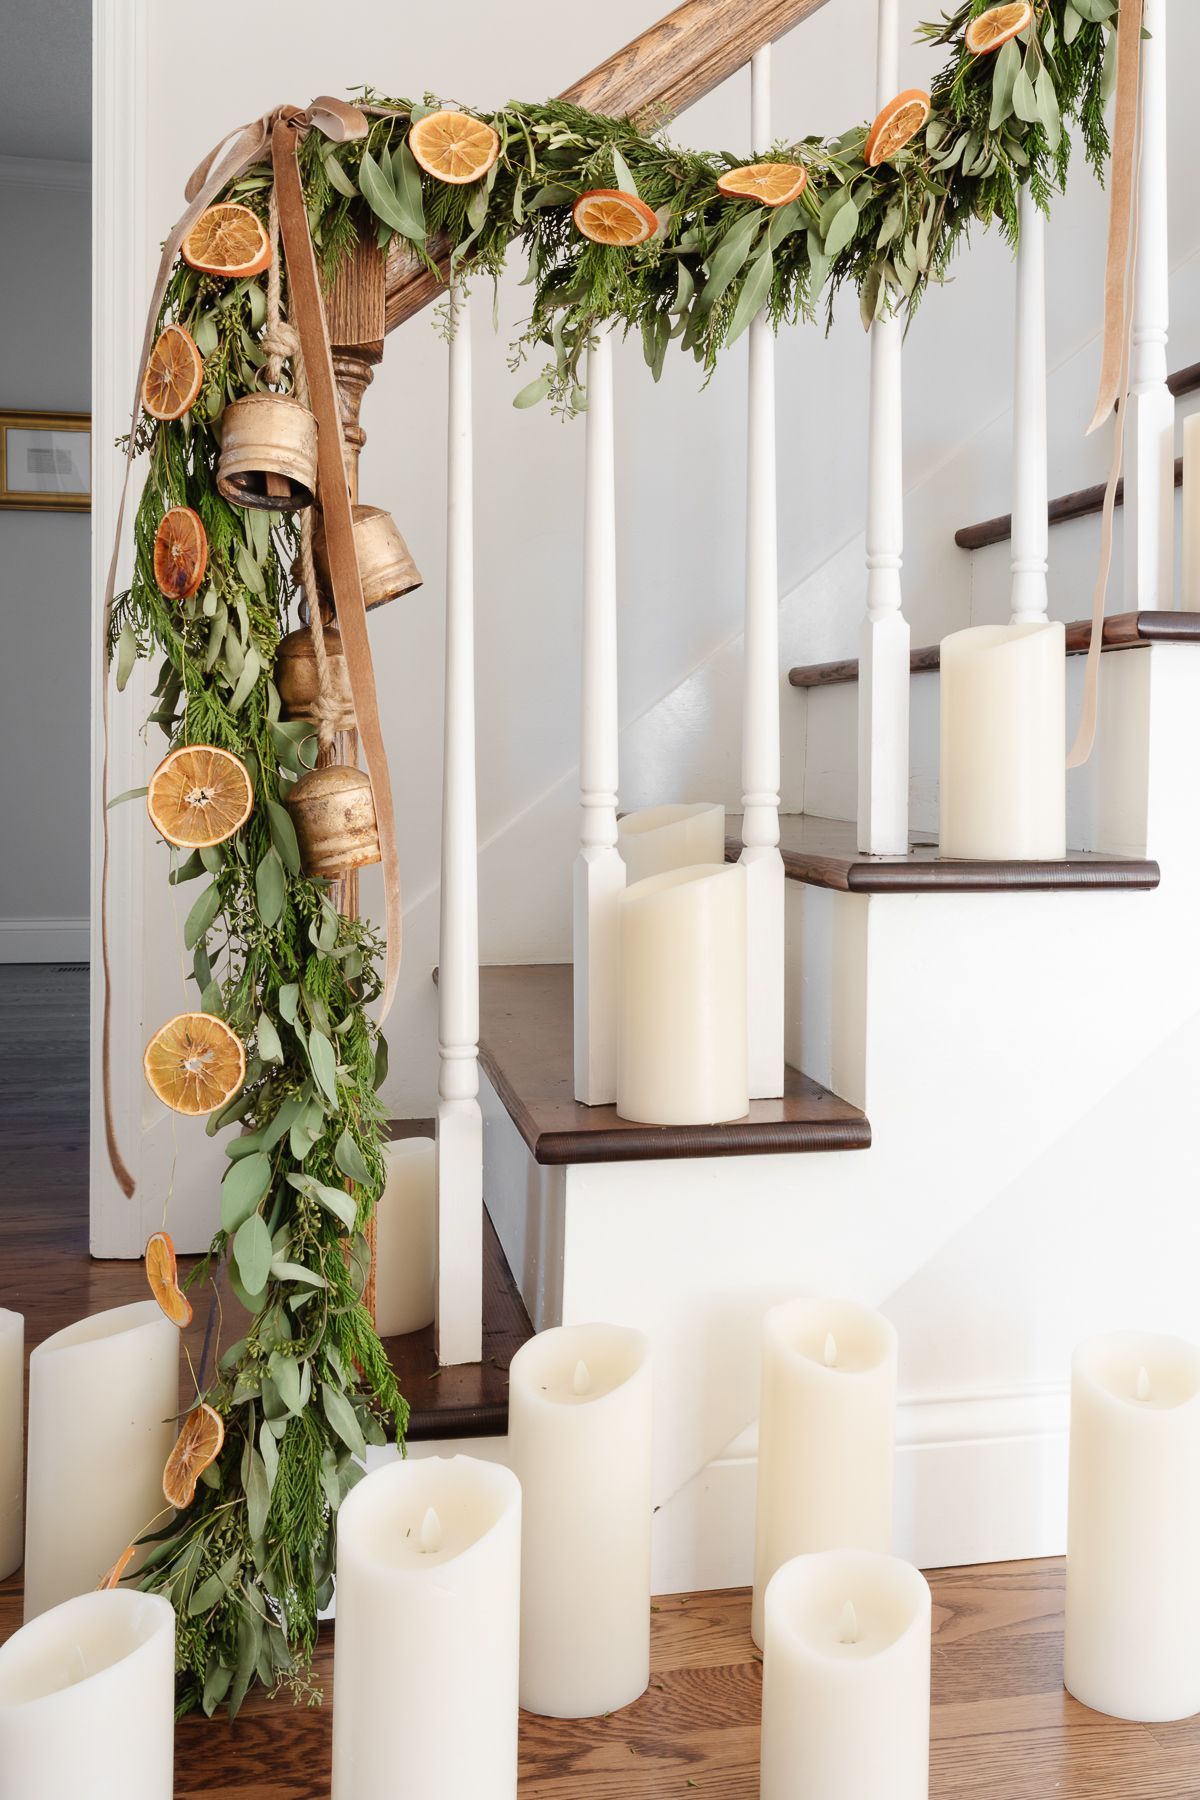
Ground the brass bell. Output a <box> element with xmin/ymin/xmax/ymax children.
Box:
<box><xmin>285</xmin><ymin>764</ymin><xmax>381</xmax><ymax>878</ymax></box>
<box><xmin>312</xmin><ymin>503</ymin><xmax>422</xmax><ymax>609</ymax></box>
<box><xmin>216</xmin><ymin>393</ymin><xmax>319</xmax><ymax>511</ymax></box>
<box><xmin>275</xmin><ymin>627</ymin><xmax>356</xmax><ymax>732</ymax></box>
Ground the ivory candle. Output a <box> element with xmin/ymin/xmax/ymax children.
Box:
<box><xmin>373</xmin><ymin>1136</ymin><xmax>436</xmax><ymax>1337</ymax></box>
<box><xmin>752</xmin><ymin>1297</ymin><xmax>898</xmax><ymax>1647</ymax></box>
<box><xmin>24</xmin><ymin>1301</ymin><xmax>179</xmax><ymax>1621</ymax></box>
<box><xmin>508</xmin><ymin>1322</ymin><xmax>652</xmax><ymax>1718</ymax></box>
<box><xmin>617</xmin><ymin>863</ymin><xmax>748</xmax><ymax>1126</ymax></box>
<box><xmin>1064</xmin><ymin>1330</ymin><xmax>1200</xmax><ymax>1721</ymax></box>
<box><xmin>760</xmin><ymin>1549</ymin><xmax>931</xmax><ymax>1800</ymax></box>
<box><xmin>1183</xmin><ymin>414</ymin><xmax>1200</xmax><ymax>611</ymax></box>
<box><xmin>618</xmin><ymin>803</ymin><xmax>725</xmax><ymax>886</ymax></box>
<box><xmin>0</xmin><ymin>1588</ymin><xmax>175</xmax><ymax>1799</ymax></box>
<box><xmin>0</xmin><ymin>1310</ymin><xmax>22</xmax><ymax>1580</ymax></box>
<box><xmin>939</xmin><ymin>621</ymin><xmax>1066</xmax><ymax>860</ymax></box>
<box><xmin>332</xmin><ymin>1454</ymin><xmax>522</xmax><ymax>1800</ymax></box>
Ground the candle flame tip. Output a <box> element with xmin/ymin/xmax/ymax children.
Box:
<box><xmin>838</xmin><ymin>1600</ymin><xmax>859</xmax><ymax>1646</ymax></box>
<box><xmin>823</xmin><ymin>1331</ymin><xmax>838</xmax><ymax>1370</ymax></box>
<box><xmin>1137</xmin><ymin>1365</ymin><xmax>1152</xmax><ymax>1403</ymax></box>
<box><xmin>572</xmin><ymin>1359</ymin><xmax>592</xmax><ymax>1396</ymax></box>
<box><xmin>418</xmin><ymin>1505</ymin><xmax>443</xmax><ymax>1554</ymax></box>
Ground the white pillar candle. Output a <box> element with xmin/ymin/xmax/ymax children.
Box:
<box><xmin>0</xmin><ymin>1310</ymin><xmax>22</xmax><ymax>1580</ymax></box>
<box><xmin>24</xmin><ymin>1301</ymin><xmax>179</xmax><ymax>1621</ymax></box>
<box><xmin>374</xmin><ymin>1136</ymin><xmax>436</xmax><ymax>1337</ymax></box>
<box><xmin>0</xmin><ymin>1588</ymin><xmax>175</xmax><ymax>1800</ymax></box>
<box><xmin>760</xmin><ymin>1549</ymin><xmax>931</xmax><ymax>1800</ymax></box>
<box><xmin>508</xmin><ymin>1322</ymin><xmax>652</xmax><ymax>1718</ymax></box>
<box><xmin>617</xmin><ymin>803</ymin><xmax>726</xmax><ymax>886</ymax></box>
<box><xmin>752</xmin><ymin>1297</ymin><xmax>897</xmax><ymax>1647</ymax></box>
<box><xmin>1183</xmin><ymin>414</ymin><xmax>1200</xmax><ymax>611</ymax></box>
<box><xmin>332</xmin><ymin>1454</ymin><xmax>521</xmax><ymax>1800</ymax></box>
<box><xmin>939</xmin><ymin>622</ymin><xmax>1066</xmax><ymax>860</ymax></box>
<box><xmin>617</xmin><ymin>863</ymin><xmax>748</xmax><ymax>1126</ymax></box>
<box><xmin>1064</xmin><ymin>1330</ymin><xmax>1200</xmax><ymax>1721</ymax></box>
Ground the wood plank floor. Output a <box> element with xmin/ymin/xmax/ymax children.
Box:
<box><xmin>3</xmin><ymin>969</ymin><xmax>1199</xmax><ymax>1795</ymax></box>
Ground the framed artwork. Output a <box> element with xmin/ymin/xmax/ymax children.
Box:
<box><xmin>0</xmin><ymin>410</ymin><xmax>91</xmax><ymax>512</ymax></box>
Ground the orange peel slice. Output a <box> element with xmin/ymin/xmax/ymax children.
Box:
<box><xmin>572</xmin><ymin>189</ymin><xmax>659</xmax><ymax>247</ymax></box>
<box><xmin>142</xmin><ymin>324</ymin><xmax>204</xmax><ymax>422</ymax></box>
<box><xmin>865</xmin><ymin>90</ymin><xmax>933</xmax><ymax>166</ymax></box>
<box><xmin>147</xmin><ymin>745</ymin><xmax>253</xmax><ymax>850</ymax></box>
<box><xmin>965</xmin><ymin>3</ymin><xmax>1033</xmax><ymax>54</ymax></box>
<box><xmin>163</xmin><ymin>1404</ymin><xmax>225</xmax><ymax>1510</ymax></box>
<box><xmin>181</xmin><ymin>203</ymin><xmax>272</xmax><ymax>278</ymax></box>
<box><xmin>408</xmin><ymin>110</ymin><xmax>501</xmax><ymax>184</ymax></box>
<box><xmin>716</xmin><ymin>161</ymin><xmax>809</xmax><ymax>207</ymax></box>
<box><xmin>144</xmin><ymin>1013</ymin><xmax>246</xmax><ymax>1118</ymax></box>
<box><xmin>145</xmin><ymin>1230</ymin><xmax>193</xmax><ymax>1328</ymax></box>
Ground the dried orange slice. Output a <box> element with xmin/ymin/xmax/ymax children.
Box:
<box><xmin>147</xmin><ymin>745</ymin><xmax>253</xmax><ymax>849</ymax></box>
<box><xmin>716</xmin><ymin>161</ymin><xmax>809</xmax><ymax>207</ymax></box>
<box><xmin>181</xmin><ymin>202</ymin><xmax>272</xmax><ymax>278</ymax></box>
<box><xmin>408</xmin><ymin>110</ymin><xmax>501</xmax><ymax>184</ymax></box>
<box><xmin>572</xmin><ymin>189</ymin><xmax>659</xmax><ymax>247</ymax></box>
<box><xmin>163</xmin><ymin>1403</ymin><xmax>225</xmax><ymax>1510</ymax></box>
<box><xmin>965</xmin><ymin>2</ymin><xmax>1033</xmax><ymax>53</ymax></box>
<box><xmin>97</xmin><ymin>1545</ymin><xmax>136</xmax><ymax>1590</ymax></box>
<box><xmin>142</xmin><ymin>324</ymin><xmax>204</xmax><ymax>422</ymax></box>
<box><xmin>144</xmin><ymin>1013</ymin><xmax>246</xmax><ymax>1117</ymax></box>
<box><xmin>145</xmin><ymin>1230</ymin><xmax>193</xmax><ymax>1328</ymax></box>
<box><xmin>152</xmin><ymin>506</ymin><xmax>208</xmax><ymax>602</ymax></box>
<box><xmin>865</xmin><ymin>90</ymin><xmax>933</xmax><ymax>166</ymax></box>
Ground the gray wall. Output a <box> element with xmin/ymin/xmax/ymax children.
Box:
<box><xmin>0</xmin><ymin>173</ymin><xmax>91</xmax><ymax>957</ymax></box>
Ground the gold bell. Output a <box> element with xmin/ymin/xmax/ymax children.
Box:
<box><xmin>285</xmin><ymin>764</ymin><xmax>381</xmax><ymax>879</ymax></box>
<box><xmin>216</xmin><ymin>393</ymin><xmax>319</xmax><ymax>511</ymax></box>
<box><xmin>275</xmin><ymin>627</ymin><xmax>356</xmax><ymax>732</ymax></box>
<box><xmin>312</xmin><ymin>503</ymin><xmax>422</xmax><ymax>609</ymax></box>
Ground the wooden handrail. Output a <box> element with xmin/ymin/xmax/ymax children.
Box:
<box><xmin>382</xmin><ymin>0</ymin><xmax>835</xmax><ymax>334</ymax></box>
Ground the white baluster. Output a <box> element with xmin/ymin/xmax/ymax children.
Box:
<box><xmin>573</xmin><ymin>330</ymin><xmax>625</xmax><ymax>1105</ymax></box>
<box><xmin>436</xmin><ymin>285</ymin><xmax>482</xmax><ymax>1367</ymax></box>
<box><xmin>1010</xmin><ymin>190</ymin><xmax>1050</xmax><ymax>625</ymax></box>
<box><xmin>740</xmin><ymin>44</ymin><xmax>786</xmax><ymax>1102</ymax></box>
<box><xmin>858</xmin><ymin>0</ymin><xmax>911</xmax><ymax>855</ymax></box>
<box><xmin>1124</xmin><ymin>0</ymin><xmax>1173</xmax><ymax>611</ymax></box>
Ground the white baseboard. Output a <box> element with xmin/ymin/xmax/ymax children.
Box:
<box><xmin>0</xmin><ymin>918</ymin><xmax>89</xmax><ymax>962</ymax></box>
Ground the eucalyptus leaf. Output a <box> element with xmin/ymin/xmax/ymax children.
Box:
<box><xmin>221</xmin><ymin>1151</ymin><xmax>271</xmax><ymax>1234</ymax></box>
<box><xmin>1063</xmin><ymin>3</ymin><xmax>1083</xmax><ymax>44</ymax></box>
<box><xmin>168</xmin><ymin>849</ymin><xmax>204</xmax><ymax>883</ymax></box>
<box><xmin>307</xmin><ymin>1029</ymin><xmax>339</xmax><ymax>1104</ymax></box>
<box><xmin>513</xmin><ymin>373</ymin><xmax>552</xmax><ymax>409</ymax></box>
<box><xmin>255</xmin><ymin>848</ymin><xmax>286</xmax><ymax>929</ymax></box>
<box><xmin>824</xmin><ymin>196</ymin><xmax>860</xmax><ymax>260</ymax></box>
<box><xmin>107</xmin><ymin>784</ymin><xmax>149</xmax><ymax>810</ymax></box>
<box><xmin>611</xmin><ymin>144</ymin><xmax>638</xmax><ymax>196</ymax></box>
<box><xmin>258</xmin><ymin>1420</ymin><xmax>279</xmax><ymax>1494</ymax></box>
<box><xmin>245</xmin><ymin>1447</ymin><xmax>271</xmax><ymax>1541</ymax></box>
<box><xmin>698</xmin><ymin>210</ymin><xmax>763</xmax><ymax>316</ymax></box>
<box><xmin>229</xmin><ymin>645</ymin><xmax>262</xmax><ymax>714</ymax></box>
<box><xmin>278</xmin><ymin>983</ymin><xmax>300</xmax><ymax>1025</ymax></box>
<box><xmin>270</xmin><ymin>1258</ymin><xmax>328</xmax><ymax>1288</ymax></box>
<box><xmin>1012</xmin><ymin>66</ymin><xmax>1039</xmax><ymax>124</ymax></box>
<box><xmin>1035</xmin><ymin>68</ymin><xmax>1062</xmax><ymax>151</ymax></box>
<box><xmin>115</xmin><ymin>622</ymin><xmax>138</xmax><ymax>692</ymax></box>
<box><xmin>266</xmin><ymin>800</ymin><xmax>301</xmax><ymax>875</ymax></box>
<box><xmin>357</xmin><ymin>147</ymin><xmax>419</xmax><ymax>238</ymax></box>
<box><xmin>990</xmin><ymin>36</ymin><xmax>1021</xmax><ymax>129</ymax></box>
<box><xmin>267</xmin><ymin>1349</ymin><xmax>303</xmax><ymax>1415</ymax></box>
<box><xmin>726</xmin><ymin>247</ymin><xmax>774</xmax><ymax>346</ymax></box>
<box><xmin>256</xmin><ymin>1011</ymin><xmax>283</xmax><ymax>1065</ymax></box>
<box><xmin>335</xmin><ymin>1129</ymin><xmax>372</xmax><ymax>1186</ymax></box>
<box><xmin>233</xmin><ymin>1213</ymin><xmax>273</xmax><ymax>1297</ymax></box>
<box><xmin>324</xmin><ymin>152</ymin><xmax>358</xmax><ymax>198</ymax></box>
<box><xmin>390</xmin><ymin>140</ymin><xmax>427</xmax><ymax>241</ymax></box>
<box><xmin>321</xmin><ymin>1382</ymin><xmax>366</xmax><ymax>1460</ymax></box>
<box><xmin>184</xmin><ymin>883</ymin><xmax>221</xmax><ymax>951</ymax></box>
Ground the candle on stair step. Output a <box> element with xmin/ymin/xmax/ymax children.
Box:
<box><xmin>939</xmin><ymin>622</ymin><xmax>1066</xmax><ymax>860</ymax></box>
<box><xmin>0</xmin><ymin>1589</ymin><xmax>175</xmax><ymax>1799</ymax></box>
<box><xmin>1183</xmin><ymin>414</ymin><xmax>1200</xmax><ymax>611</ymax></box>
<box><xmin>373</xmin><ymin>1136</ymin><xmax>436</xmax><ymax>1337</ymax></box>
<box><xmin>1065</xmin><ymin>1330</ymin><xmax>1200</xmax><ymax>1720</ymax></box>
<box><xmin>759</xmin><ymin>1549</ymin><xmax>931</xmax><ymax>1800</ymax></box>
<box><xmin>332</xmin><ymin>1454</ymin><xmax>522</xmax><ymax>1800</ymax></box>
<box><xmin>752</xmin><ymin>1297</ymin><xmax>898</xmax><ymax>1648</ymax></box>
<box><xmin>0</xmin><ymin>1310</ymin><xmax>22</xmax><ymax>1580</ymax></box>
<box><xmin>617</xmin><ymin>803</ymin><xmax>725</xmax><ymax>886</ymax></box>
<box><xmin>617</xmin><ymin>863</ymin><xmax>748</xmax><ymax>1126</ymax></box>
<box><xmin>508</xmin><ymin>1323</ymin><xmax>652</xmax><ymax>1718</ymax></box>
<box><xmin>24</xmin><ymin>1301</ymin><xmax>179</xmax><ymax>1621</ymax></box>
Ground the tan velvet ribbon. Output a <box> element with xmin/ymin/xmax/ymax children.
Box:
<box><xmin>1067</xmin><ymin>0</ymin><xmax>1145</xmax><ymax>770</ymax></box>
<box><xmin>100</xmin><ymin>97</ymin><xmax>370</xmax><ymax>1196</ymax></box>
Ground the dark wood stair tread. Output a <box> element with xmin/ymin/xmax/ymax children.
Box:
<box><xmin>477</xmin><ymin>963</ymin><xmax>870</xmax><ymax>1166</ymax></box>
<box><xmin>726</xmin><ymin>814</ymin><xmax>1159</xmax><ymax>894</ymax></box>
<box><xmin>380</xmin><ymin>1130</ymin><xmax>532</xmax><ymax>1442</ymax></box>
<box><xmin>788</xmin><ymin>611</ymin><xmax>1200</xmax><ymax>690</ymax></box>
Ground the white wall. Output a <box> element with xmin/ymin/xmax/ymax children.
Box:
<box><xmin>0</xmin><ymin>166</ymin><xmax>91</xmax><ymax>961</ymax></box>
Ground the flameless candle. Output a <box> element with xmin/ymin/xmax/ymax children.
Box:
<box><xmin>373</xmin><ymin>1136</ymin><xmax>436</xmax><ymax>1337</ymax></box>
<box><xmin>508</xmin><ymin>1322</ymin><xmax>652</xmax><ymax>1718</ymax></box>
<box><xmin>760</xmin><ymin>1549</ymin><xmax>931</xmax><ymax>1800</ymax></box>
<box><xmin>0</xmin><ymin>1588</ymin><xmax>175</xmax><ymax>1800</ymax></box>
<box><xmin>24</xmin><ymin>1301</ymin><xmax>179</xmax><ymax>1621</ymax></box>
<box><xmin>617</xmin><ymin>803</ymin><xmax>726</xmax><ymax>886</ymax></box>
<box><xmin>939</xmin><ymin>621</ymin><xmax>1066</xmax><ymax>860</ymax></box>
<box><xmin>332</xmin><ymin>1454</ymin><xmax>522</xmax><ymax>1800</ymax></box>
<box><xmin>1183</xmin><ymin>415</ymin><xmax>1200</xmax><ymax>611</ymax></box>
<box><xmin>1064</xmin><ymin>1330</ymin><xmax>1200</xmax><ymax>1721</ymax></box>
<box><xmin>0</xmin><ymin>1310</ymin><xmax>22</xmax><ymax>1580</ymax></box>
<box><xmin>616</xmin><ymin>863</ymin><xmax>748</xmax><ymax>1126</ymax></box>
<box><xmin>752</xmin><ymin>1297</ymin><xmax>898</xmax><ymax>1647</ymax></box>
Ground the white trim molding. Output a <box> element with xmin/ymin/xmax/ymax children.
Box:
<box><xmin>0</xmin><ymin>918</ymin><xmax>90</xmax><ymax>962</ymax></box>
<box><xmin>0</xmin><ymin>154</ymin><xmax>90</xmax><ymax>193</ymax></box>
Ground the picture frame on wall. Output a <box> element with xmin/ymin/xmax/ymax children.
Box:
<box><xmin>0</xmin><ymin>410</ymin><xmax>91</xmax><ymax>512</ymax></box>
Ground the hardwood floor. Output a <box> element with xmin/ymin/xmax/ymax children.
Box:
<box><xmin>3</xmin><ymin>968</ymin><xmax>1199</xmax><ymax>1795</ymax></box>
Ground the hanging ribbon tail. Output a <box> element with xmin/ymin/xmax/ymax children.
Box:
<box><xmin>1068</xmin><ymin>0</ymin><xmax>1144</xmax><ymax>770</ymax></box>
<box><xmin>99</xmin><ymin>97</ymin><xmax>377</xmax><ymax>1195</ymax></box>
<box><xmin>271</xmin><ymin>117</ymin><xmax>405</xmax><ymax>1023</ymax></box>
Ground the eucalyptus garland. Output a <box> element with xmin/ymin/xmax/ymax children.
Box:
<box><xmin>109</xmin><ymin>0</ymin><xmax>1113</xmax><ymax>1718</ymax></box>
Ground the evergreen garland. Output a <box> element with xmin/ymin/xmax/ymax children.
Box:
<box><xmin>111</xmin><ymin>0</ymin><xmax>1113</xmax><ymax>1717</ymax></box>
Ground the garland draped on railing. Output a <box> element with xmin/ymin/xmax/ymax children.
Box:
<box><xmin>108</xmin><ymin>0</ymin><xmax>1114</xmax><ymax>1717</ymax></box>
